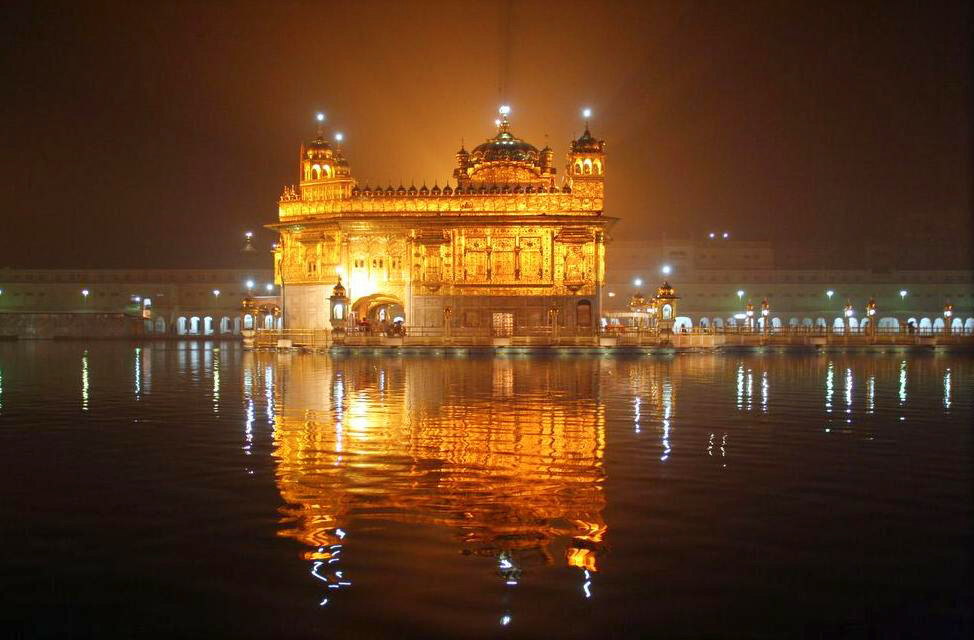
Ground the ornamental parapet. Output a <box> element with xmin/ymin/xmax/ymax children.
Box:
<box><xmin>278</xmin><ymin>192</ymin><xmax>604</xmax><ymax>219</ymax></box>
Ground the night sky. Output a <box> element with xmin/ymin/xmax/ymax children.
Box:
<box><xmin>1</xmin><ymin>0</ymin><xmax>970</xmax><ymax>268</ymax></box>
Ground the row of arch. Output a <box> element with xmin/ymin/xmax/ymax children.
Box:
<box><xmin>142</xmin><ymin>314</ymin><xmax>283</xmax><ymax>336</ymax></box>
<box><xmin>572</xmin><ymin>157</ymin><xmax>603</xmax><ymax>175</ymax></box>
<box><xmin>680</xmin><ymin>316</ymin><xmax>974</xmax><ymax>333</ymax></box>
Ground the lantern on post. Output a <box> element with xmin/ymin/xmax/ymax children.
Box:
<box><xmin>844</xmin><ymin>300</ymin><xmax>854</xmax><ymax>333</ymax></box>
<box><xmin>761</xmin><ymin>298</ymin><xmax>770</xmax><ymax>334</ymax></box>
<box><xmin>329</xmin><ymin>278</ymin><xmax>349</xmax><ymax>335</ymax></box>
<box><xmin>745</xmin><ymin>300</ymin><xmax>754</xmax><ymax>331</ymax></box>
<box><xmin>944</xmin><ymin>301</ymin><xmax>953</xmax><ymax>335</ymax></box>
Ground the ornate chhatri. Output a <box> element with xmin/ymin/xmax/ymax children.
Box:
<box><xmin>270</xmin><ymin>107</ymin><xmax>615</xmax><ymax>332</ymax></box>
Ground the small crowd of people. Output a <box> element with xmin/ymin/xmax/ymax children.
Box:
<box><xmin>354</xmin><ymin>317</ymin><xmax>405</xmax><ymax>337</ymax></box>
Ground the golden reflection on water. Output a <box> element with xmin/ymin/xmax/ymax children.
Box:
<box><xmin>246</xmin><ymin>352</ymin><xmax>609</xmax><ymax>598</ymax></box>
<box><xmin>232</xmin><ymin>350</ymin><xmax>965</xmax><ymax>610</ymax></box>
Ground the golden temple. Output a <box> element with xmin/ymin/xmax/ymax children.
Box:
<box><xmin>270</xmin><ymin>107</ymin><xmax>614</xmax><ymax>332</ymax></box>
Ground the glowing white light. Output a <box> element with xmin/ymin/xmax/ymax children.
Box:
<box><xmin>582</xmin><ymin>107</ymin><xmax>592</xmax><ymax>119</ymax></box>
<box><xmin>245</xmin><ymin>231</ymin><xmax>253</xmax><ymax>238</ymax></box>
<box><xmin>633</xmin><ymin>277</ymin><xmax>643</xmax><ymax>287</ymax></box>
<box><xmin>81</xmin><ymin>289</ymin><xmax>89</xmax><ymax>297</ymax></box>
<box><xmin>737</xmin><ymin>290</ymin><xmax>744</xmax><ymax>299</ymax></box>
<box><xmin>708</xmin><ymin>232</ymin><xmax>716</xmax><ymax>239</ymax></box>
<box><xmin>494</xmin><ymin>118</ymin><xmax>501</xmax><ymax>127</ymax></box>
<box><xmin>501</xmin><ymin>615</ymin><xmax>511</xmax><ymax>626</ymax></box>
<box><xmin>607</xmin><ymin>291</ymin><xmax>616</xmax><ymax>297</ymax></box>
<box><xmin>899</xmin><ymin>289</ymin><xmax>907</xmax><ymax>298</ymax></box>
<box><xmin>661</xmin><ymin>264</ymin><xmax>672</xmax><ymax>275</ymax></box>
<box><xmin>245</xmin><ymin>280</ymin><xmax>255</xmax><ymax>289</ymax></box>
<box><xmin>316</xmin><ymin>112</ymin><xmax>325</xmax><ymax>122</ymax></box>
<box><xmin>212</xmin><ymin>289</ymin><xmax>220</xmax><ymax>297</ymax></box>
<box><xmin>722</xmin><ymin>232</ymin><xmax>729</xmax><ymax>239</ymax></box>
<box><xmin>334</xmin><ymin>132</ymin><xmax>343</xmax><ymax>142</ymax></box>
<box><xmin>826</xmin><ymin>290</ymin><xmax>834</xmax><ymax>298</ymax></box>
<box><xmin>498</xmin><ymin>105</ymin><xmax>511</xmax><ymax>116</ymax></box>
<box><xmin>265</xmin><ymin>283</ymin><xmax>273</xmax><ymax>292</ymax></box>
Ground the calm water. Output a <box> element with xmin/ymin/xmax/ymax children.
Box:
<box><xmin>1</xmin><ymin>342</ymin><xmax>971</xmax><ymax>638</ymax></box>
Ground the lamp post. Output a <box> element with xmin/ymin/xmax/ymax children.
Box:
<box><xmin>944</xmin><ymin>302</ymin><xmax>953</xmax><ymax>335</ymax></box>
<box><xmin>761</xmin><ymin>298</ymin><xmax>770</xmax><ymax>335</ymax></box>
<box><xmin>844</xmin><ymin>300</ymin><xmax>854</xmax><ymax>334</ymax></box>
<box><xmin>745</xmin><ymin>300</ymin><xmax>754</xmax><ymax>332</ymax></box>
<box><xmin>648</xmin><ymin>297</ymin><xmax>658</xmax><ymax>333</ymax></box>
<box><xmin>866</xmin><ymin>297</ymin><xmax>877</xmax><ymax>336</ymax></box>
<box><xmin>81</xmin><ymin>289</ymin><xmax>89</xmax><ymax>309</ymax></box>
<box><xmin>443</xmin><ymin>305</ymin><xmax>453</xmax><ymax>340</ymax></box>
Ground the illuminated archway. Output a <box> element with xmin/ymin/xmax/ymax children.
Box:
<box><xmin>965</xmin><ymin>318</ymin><xmax>974</xmax><ymax>334</ymax></box>
<box><xmin>352</xmin><ymin>293</ymin><xmax>406</xmax><ymax>325</ymax></box>
<box><xmin>878</xmin><ymin>317</ymin><xmax>899</xmax><ymax>330</ymax></box>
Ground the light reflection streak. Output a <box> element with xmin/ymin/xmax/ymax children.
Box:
<box><xmin>845</xmin><ymin>367</ymin><xmax>853</xmax><ymax>421</ymax></box>
<box><xmin>867</xmin><ymin>375</ymin><xmax>875</xmax><ymax>414</ymax></box>
<box><xmin>633</xmin><ymin>396</ymin><xmax>641</xmax><ymax>433</ymax></box>
<box><xmin>264</xmin><ymin>365</ymin><xmax>274</xmax><ymax>424</ymax></box>
<box><xmin>212</xmin><ymin>348</ymin><xmax>220</xmax><ymax>414</ymax></box>
<box><xmin>134</xmin><ymin>347</ymin><xmax>142</xmax><ymax>400</ymax></box>
<box><xmin>736</xmin><ymin>363</ymin><xmax>744</xmax><ymax>410</ymax></box>
<box><xmin>761</xmin><ymin>370</ymin><xmax>768</xmax><ymax>413</ymax></box>
<box><xmin>944</xmin><ymin>369</ymin><xmax>951</xmax><ymax>410</ymax></box>
<box><xmin>825</xmin><ymin>361</ymin><xmax>834</xmax><ymax>414</ymax></box>
<box><xmin>898</xmin><ymin>360</ymin><xmax>907</xmax><ymax>406</ymax></box>
<box><xmin>747</xmin><ymin>369</ymin><xmax>754</xmax><ymax>411</ymax></box>
<box><xmin>243</xmin><ymin>365</ymin><xmax>254</xmax><ymax>456</ymax></box>
<box><xmin>660</xmin><ymin>379</ymin><xmax>672</xmax><ymax>462</ymax></box>
<box><xmin>81</xmin><ymin>351</ymin><xmax>89</xmax><ymax>411</ymax></box>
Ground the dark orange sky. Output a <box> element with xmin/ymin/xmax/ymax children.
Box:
<box><xmin>1</xmin><ymin>0</ymin><xmax>970</xmax><ymax>268</ymax></box>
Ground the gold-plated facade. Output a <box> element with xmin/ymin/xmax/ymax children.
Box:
<box><xmin>270</xmin><ymin>110</ymin><xmax>615</xmax><ymax>331</ymax></box>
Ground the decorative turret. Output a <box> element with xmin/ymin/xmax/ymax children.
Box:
<box><xmin>654</xmin><ymin>281</ymin><xmax>679</xmax><ymax>332</ymax></box>
<box><xmin>298</xmin><ymin>113</ymin><xmax>355</xmax><ymax>200</ymax></box>
<box><xmin>565</xmin><ymin>108</ymin><xmax>605</xmax><ymax>199</ymax></box>
<box><xmin>453</xmin><ymin>143</ymin><xmax>470</xmax><ymax>182</ymax></box>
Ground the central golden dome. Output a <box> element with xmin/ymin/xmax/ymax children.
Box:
<box><xmin>453</xmin><ymin>109</ymin><xmax>557</xmax><ymax>188</ymax></box>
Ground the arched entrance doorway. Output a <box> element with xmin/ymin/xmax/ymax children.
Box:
<box><xmin>351</xmin><ymin>294</ymin><xmax>406</xmax><ymax>330</ymax></box>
